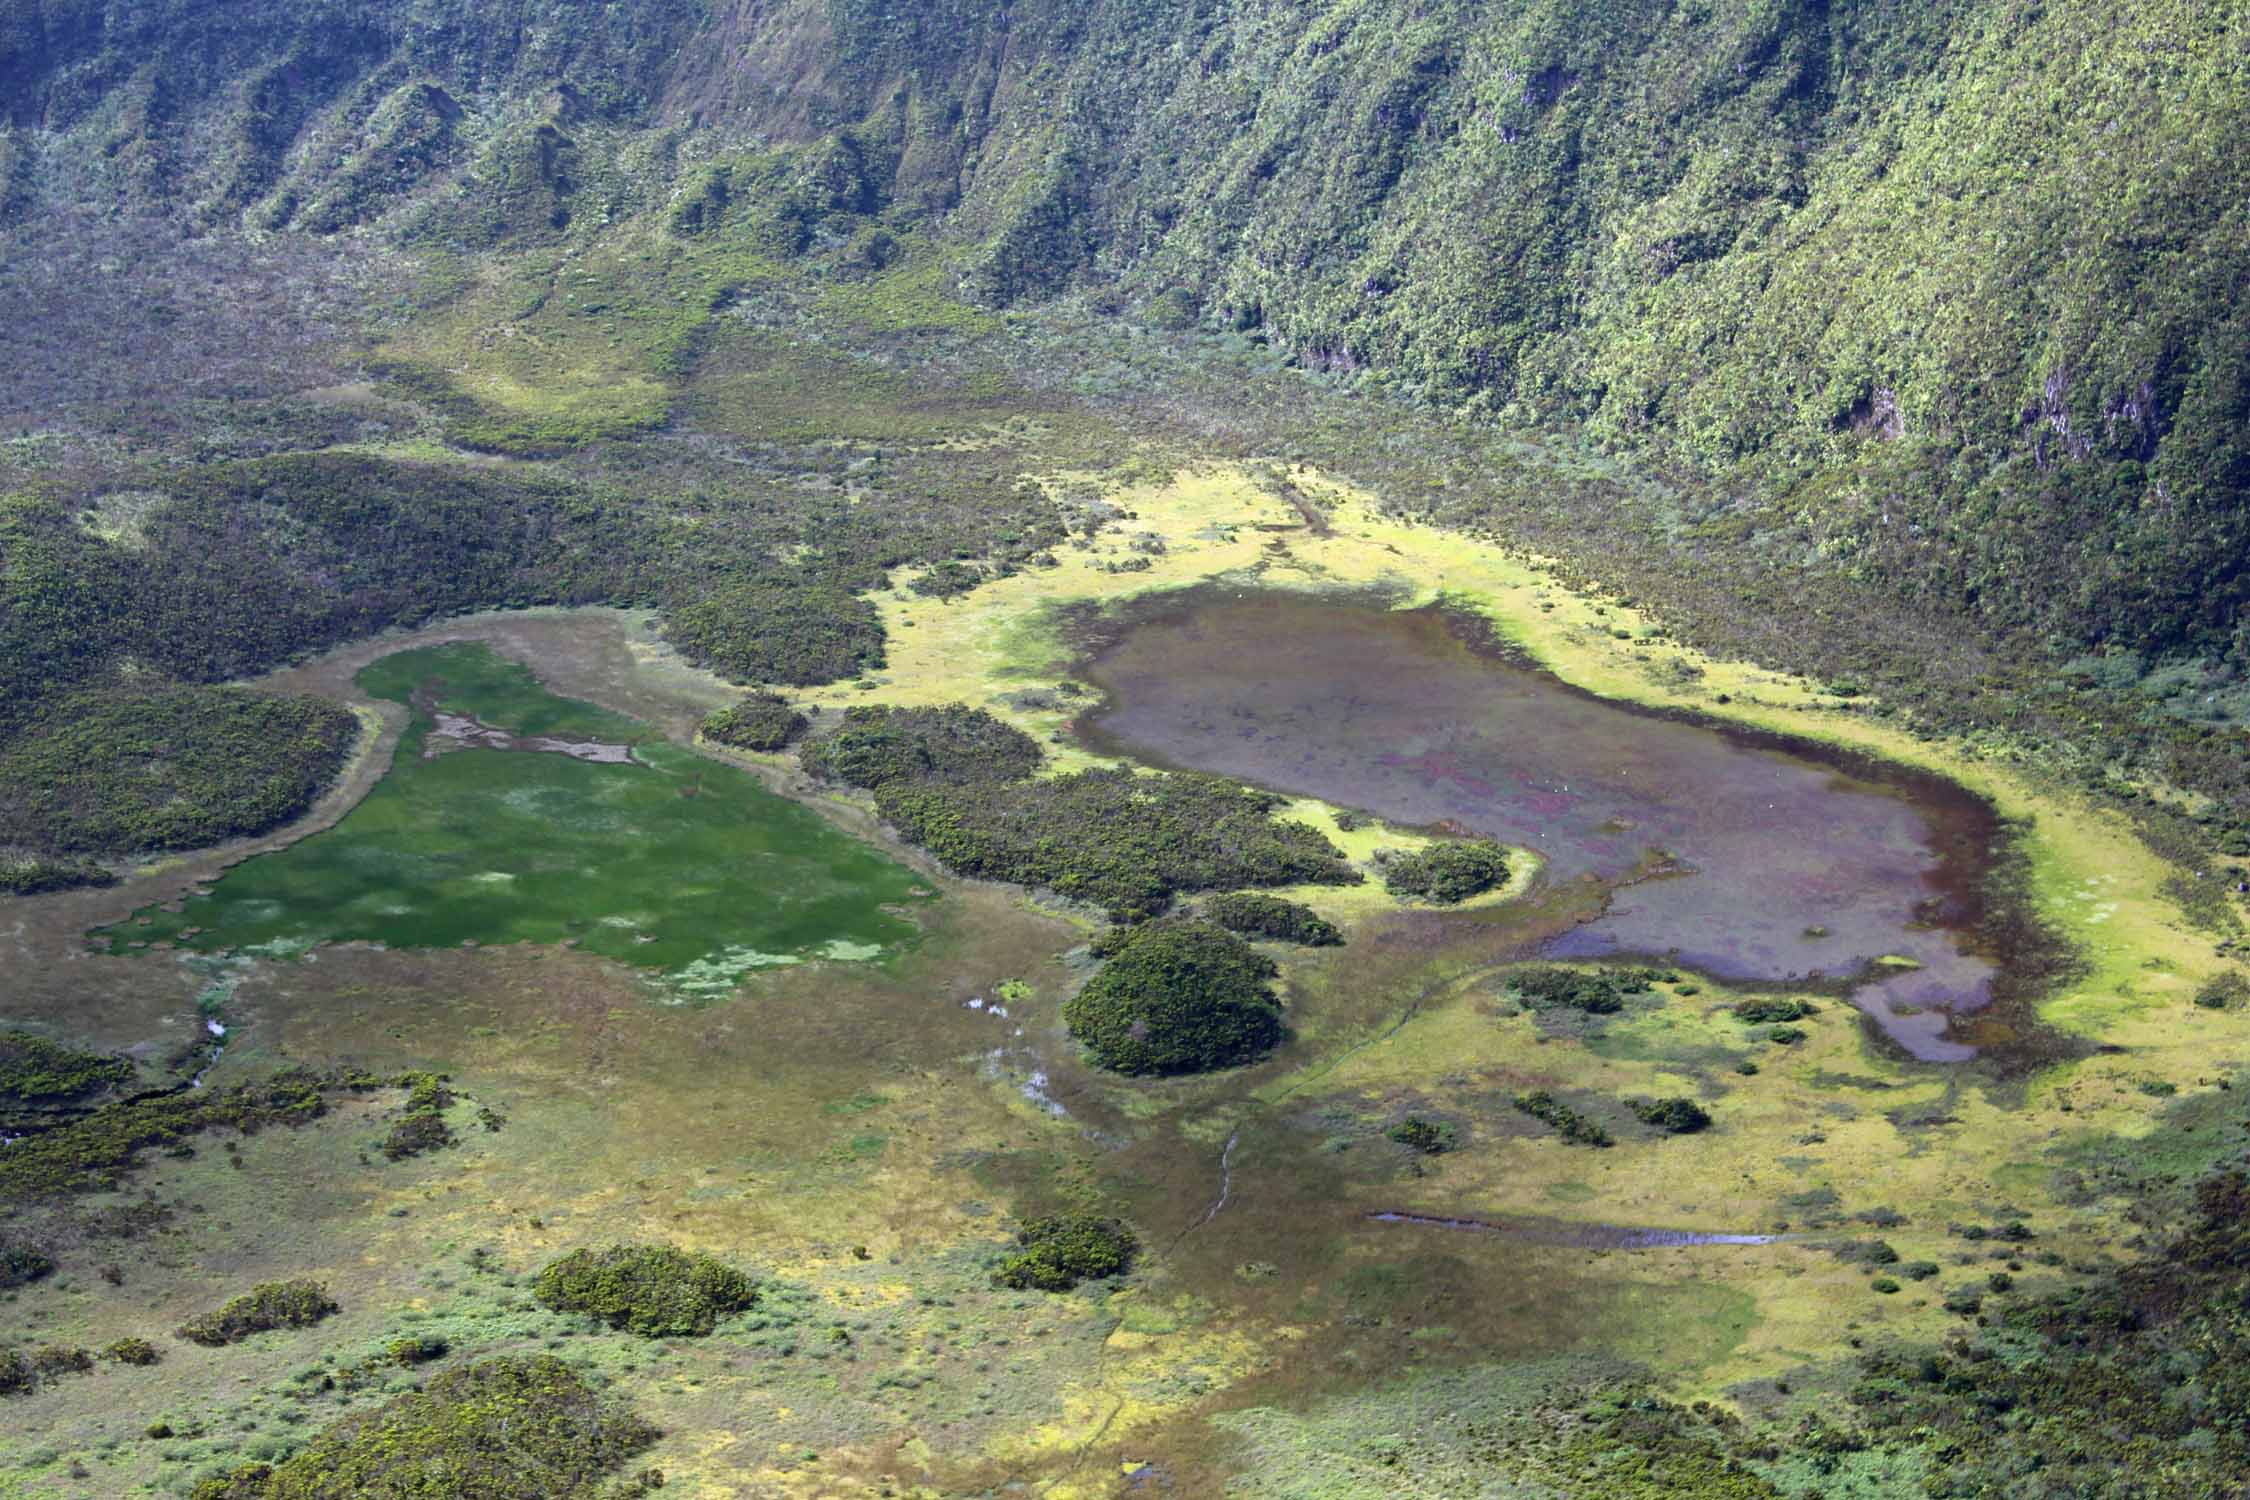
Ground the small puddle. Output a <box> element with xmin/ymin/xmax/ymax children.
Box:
<box><xmin>1079</xmin><ymin>588</ymin><xmax>2066</xmax><ymax>1064</ymax></box>
<box><xmin>1367</xmin><ymin>1210</ymin><xmax>1788</xmax><ymax>1248</ymax></box>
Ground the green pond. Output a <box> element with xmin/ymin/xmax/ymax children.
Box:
<box><xmin>102</xmin><ymin>643</ymin><xmax>931</xmax><ymax>996</ymax></box>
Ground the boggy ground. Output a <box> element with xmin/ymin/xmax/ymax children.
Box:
<box><xmin>2</xmin><ymin>467</ymin><xmax>2247</xmax><ymax>1499</ymax></box>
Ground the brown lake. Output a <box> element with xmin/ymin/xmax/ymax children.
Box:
<box><xmin>1079</xmin><ymin>589</ymin><xmax>2052</xmax><ymax>1063</ymax></box>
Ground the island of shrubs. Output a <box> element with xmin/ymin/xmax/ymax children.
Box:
<box><xmin>803</xmin><ymin>704</ymin><xmax>1358</xmax><ymax>920</ymax></box>
<box><xmin>178</xmin><ymin>1279</ymin><xmax>339</xmax><ymax>1346</ymax></box>
<box><xmin>188</xmin><ymin>1355</ymin><xmax>662</xmax><ymax>1500</ymax></box>
<box><xmin>1202</xmin><ymin>891</ymin><xmax>1343</xmax><ymax>946</ymax></box>
<box><xmin>1064</xmin><ymin>919</ymin><xmax>1285</xmax><ymax>1074</ymax></box>
<box><xmin>1509</xmin><ymin>966</ymin><xmax>1660</xmax><ymax>1015</ymax></box>
<box><xmin>700</xmin><ymin>692</ymin><xmax>808</xmax><ymax>752</ymax></box>
<box><xmin>1513</xmin><ymin>1090</ymin><xmax>1613</xmax><ymax>1147</ymax></box>
<box><xmin>533</xmin><ymin>1244</ymin><xmax>757</xmax><ymax>1337</ymax></box>
<box><xmin>994</xmin><ymin>1213</ymin><xmax>1138</xmax><ymax>1291</ymax></box>
<box><xmin>1379</xmin><ymin>839</ymin><xmax>1511</xmax><ymax>904</ymax></box>
<box><xmin>0</xmin><ymin>1029</ymin><xmax>134</xmax><ymax>1110</ymax></box>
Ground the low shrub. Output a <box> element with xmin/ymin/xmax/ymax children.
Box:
<box><xmin>1380</xmin><ymin>839</ymin><xmax>1511</xmax><ymax>904</ymax></box>
<box><xmin>1513</xmin><ymin>1091</ymin><xmax>1613</xmax><ymax>1147</ymax></box>
<box><xmin>801</xmin><ymin>703</ymin><xmax>1041</xmax><ymax>788</ymax></box>
<box><xmin>1062</xmin><ymin>919</ymin><xmax>1284</xmax><ymax>1075</ymax></box>
<box><xmin>994</xmin><ymin>1214</ymin><xmax>1137</xmax><ymax>1291</ymax></box>
<box><xmin>2194</xmin><ymin>971</ymin><xmax>2247</xmax><ymax>1010</ymax></box>
<box><xmin>1733</xmin><ymin>998</ymin><xmax>1819</xmax><ymax>1024</ymax></box>
<box><xmin>532</xmin><ymin>1245</ymin><xmax>756</xmax><ymax>1337</ymax></box>
<box><xmin>103</xmin><ymin>1336</ymin><xmax>161</xmax><ymax>1366</ymax></box>
<box><xmin>0</xmin><ymin>1029</ymin><xmax>134</xmax><ymax>1106</ymax></box>
<box><xmin>1631</xmin><ymin>1097</ymin><xmax>1713</xmax><ymax>1134</ymax></box>
<box><xmin>178</xmin><ymin>1280</ymin><xmax>340</xmax><ymax>1346</ymax></box>
<box><xmin>700</xmin><ymin>693</ymin><xmax>808</xmax><ymax>753</ymax></box>
<box><xmin>0</xmin><ymin>854</ymin><xmax>117</xmax><ymax>895</ymax></box>
<box><xmin>1386</xmin><ymin>1116</ymin><xmax>1458</xmax><ymax>1154</ymax></box>
<box><xmin>187</xmin><ymin>1355</ymin><xmax>660</xmax><ymax>1499</ymax></box>
<box><xmin>0</xmin><ymin>1240</ymin><xmax>55</xmax><ymax>1287</ymax></box>
<box><xmin>1202</xmin><ymin>891</ymin><xmax>1343</xmax><ymax>946</ymax></box>
<box><xmin>0</xmin><ymin>1070</ymin><xmax>343</xmax><ymax>1203</ymax></box>
<box><xmin>665</xmin><ymin>579</ymin><xmax>885</xmax><ymax>687</ymax></box>
<box><xmin>387</xmin><ymin>1334</ymin><xmax>449</xmax><ymax>1366</ymax></box>
<box><xmin>380</xmin><ymin>1073</ymin><xmax>457</xmax><ymax>1162</ymax></box>
<box><xmin>1511</xmin><ymin>966</ymin><xmax>1654</xmax><ymax>1015</ymax></box>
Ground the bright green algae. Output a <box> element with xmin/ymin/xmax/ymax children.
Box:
<box><xmin>101</xmin><ymin>644</ymin><xmax>928</xmax><ymax>989</ymax></box>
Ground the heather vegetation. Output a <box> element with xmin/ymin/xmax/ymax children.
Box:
<box><xmin>0</xmin><ymin>1030</ymin><xmax>132</xmax><ymax>1108</ymax></box>
<box><xmin>992</xmin><ymin>1214</ymin><xmax>1137</xmax><ymax>1292</ymax></box>
<box><xmin>177</xmin><ymin>1280</ymin><xmax>340</xmax><ymax>1346</ymax></box>
<box><xmin>1062</xmin><ymin>919</ymin><xmax>1284</xmax><ymax>1075</ymax></box>
<box><xmin>1378</xmin><ymin>840</ymin><xmax>1511</xmax><ymax>904</ymax></box>
<box><xmin>532</xmin><ymin>1245</ymin><xmax>758</xmax><ymax>1338</ymax></box>
<box><xmin>699</xmin><ymin>693</ymin><xmax>808</xmax><ymax>753</ymax></box>
<box><xmin>1201</xmin><ymin>891</ymin><xmax>1343</xmax><ymax>947</ymax></box>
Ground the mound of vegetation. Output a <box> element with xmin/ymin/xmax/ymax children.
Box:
<box><xmin>0</xmin><ymin>854</ymin><xmax>117</xmax><ymax>895</ymax></box>
<box><xmin>883</xmin><ymin>767</ymin><xmax>1358</xmax><ymax>921</ymax></box>
<box><xmin>1631</xmin><ymin>1098</ymin><xmax>1713</xmax><ymax>1135</ymax></box>
<box><xmin>1063</xmin><ymin>918</ymin><xmax>1284</xmax><ymax>1075</ymax></box>
<box><xmin>994</xmin><ymin>1213</ymin><xmax>1138</xmax><ymax>1291</ymax></box>
<box><xmin>0</xmin><ymin>1030</ymin><xmax>133</xmax><ymax>1108</ymax></box>
<box><xmin>1733</xmin><ymin>998</ymin><xmax>1819</xmax><ymax>1024</ymax></box>
<box><xmin>1386</xmin><ymin>1116</ymin><xmax>1458</xmax><ymax>1155</ymax></box>
<box><xmin>1202</xmin><ymin>891</ymin><xmax>1343</xmax><ymax>946</ymax></box>
<box><xmin>532</xmin><ymin>1244</ymin><xmax>757</xmax><ymax>1337</ymax></box>
<box><xmin>1513</xmin><ymin>1091</ymin><xmax>1613</xmax><ymax>1148</ymax></box>
<box><xmin>2194</xmin><ymin>971</ymin><xmax>2248</xmax><ymax>1010</ymax></box>
<box><xmin>1380</xmin><ymin>840</ymin><xmax>1511</xmax><ymax>904</ymax></box>
<box><xmin>1510</xmin><ymin>967</ymin><xmax>1656</xmax><ymax>1015</ymax></box>
<box><xmin>0</xmin><ymin>1240</ymin><xmax>54</xmax><ymax>1289</ymax></box>
<box><xmin>188</xmin><ymin>1355</ymin><xmax>662</xmax><ymax>1500</ymax></box>
<box><xmin>0</xmin><ymin>685</ymin><xmax>358</xmax><ymax>857</ymax></box>
<box><xmin>380</xmin><ymin>1073</ymin><xmax>457</xmax><ymax>1162</ymax></box>
<box><xmin>665</xmin><ymin>578</ymin><xmax>885</xmax><ymax>686</ymax></box>
<box><xmin>0</xmin><ymin>1344</ymin><xmax>95</xmax><ymax>1398</ymax></box>
<box><xmin>802</xmin><ymin>703</ymin><xmax>1042</xmax><ymax>788</ymax></box>
<box><xmin>178</xmin><ymin>1279</ymin><xmax>339</xmax><ymax>1346</ymax></box>
<box><xmin>700</xmin><ymin>693</ymin><xmax>808</xmax><ymax>752</ymax></box>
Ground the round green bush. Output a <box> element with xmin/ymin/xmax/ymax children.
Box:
<box><xmin>1062</xmin><ymin>919</ymin><xmax>1283</xmax><ymax>1075</ymax></box>
<box><xmin>1202</xmin><ymin>891</ymin><xmax>1343</xmax><ymax>946</ymax></box>
<box><xmin>700</xmin><ymin>693</ymin><xmax>808</xmax><ymax>752</ymax></box>
<box><xmin>532</xmin><ymin>1244</ymin><xmax>756</xmax><ymax>1338</ymax></box>
<box><xmin>801</xmin><ymin>702</ymin><xmax>1041</xmax><ymax>788</ymax></box>
<box><xmin>1380</xmin><ymin>839</ymin><xmax>1511</xmax><ymax>904</ymax></box>
<box><xmin>994</xmin><ymin>1214</ymin><xmax>1138</xmax><ymax>1291</ymax></box>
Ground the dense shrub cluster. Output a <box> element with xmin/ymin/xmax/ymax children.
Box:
<box><xmin>532</xmin><ymin>1244</ymin><xmax>756</xmax><ymax>1337</ymax></box>
<box><xmin>1510</xmin><ymin>966</ymin><xmax>1657</xmax><ymax>1015</ymax></box>
<box><xmin>2193</xmin><ymin>971</ymin><xmax>2247</xmax><ymax>1010</ymax></box>
<box><xmin>1513</xmin><ymin>1091</ymin><xmax>1613</xmax><ymax>1148</ymax></box>
<box><xmin>1631</xmin><ymin>1098</ymin><xmax>1713</xmax><ymax>1135</ymax></box>
<box><xmin>178</xmin><ymin>1279</ymin><xmax>339</xmax><ymax>1346</ymax></box>
<box><xmin>1386</xmin><ymin>1116</ymin><xmax>1458</xmax><ymax>1154</ymax></box>
<box><xmin>1379</xmin><ymin>840</ymin><xmax>1511</xmax><ymax>904</ymax></box>
<box><xmin>0</xmin><ymin>1030</ymin><xmax>133</xmax><ymax>1107</ymax></box>
<box><xmin>883</xmin><ymin>767</ymin><xmax>1357</xmax><ymax>920</ymax></box>
<box><xmin>188</xmin><ymin>1356</ymin><xmax>661</xmax><ymax>1500</ymax></box>
<box><xmin>1063</xmin><ymin>918</ymin><xmax>1284</xmax><ymax>1075</ymax></box>
<box><xmin>1732</xmin><ymin>998</ymin><xmax>1818</xmax><ymax>1024</ymax></box>
<box><xmin>700</xmin><ymin>693</ymin><xmax>808</xmax><ymax>752</ymax></box>
<box><xmin>380</xmin><ymin>1073</ymin><xmax>458</xmax><ymax>1162</ymax></box>
<box><xmin>0</xmin><ymin>1239</ymin><xmax>54</xmax><ymax>1288</ymax></box>
<box><xmin>0</xmin><ymin>1344</ymin><xmax>96</xmax><ymax>1398</ymax></box>
<box><xmin>801</xmin><ymin>703</ymin><xmax>1042</xmax><ymax>788</ymax></box>
<box><xmin>665</xmin><ymin>579</ymin><xmax>885</xmax><ymax>686</ymax></box>
<box><xmin>0</xmin><ymin>686</ymin><xmax>358</xmax><ymax>858</ymax></box>
<box><xmin>1201</xmin><ymin>891</ymin><xmax>1343</xmax><ymax>946</ymax></box>
<box><xmin>0</xmin><ymin>854</ymin><xmax>117</xmax><ymax>895</ymax></box>
<box><xmin>994</xmin><ymin>1213</ymin><xmax>1138</xmax><ymax>1291</ymax></box>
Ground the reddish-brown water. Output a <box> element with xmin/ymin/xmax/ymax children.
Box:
<box><xmin>1081</xmin><ymin>590</ymin><xmax>2042</xmax><ymax>1062</ymax></box>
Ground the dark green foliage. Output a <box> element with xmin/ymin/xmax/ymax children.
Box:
<box><xmin>1202</xmin><ymin>891</ymin><xmax>1343</xmax><ymax>947</ymax></box>
<box><xmin>532</xmin><ymin>1244</ymin><xmax>756</xmax><ymax>1337</ymax></box>
<box><xmin>880</xmin><ymin>767</ymin><xmax>1358</xmax><ymax>921</ymax></box>
<box><xmin>2194</xmin><ymin>971</ymin><xmax>2248</xmax><ymax>1010</ymax></box>
<box><xmin>1764</xmin><ymin>1025</ymin><xmax>1808</xmax><ymax>1046</ymax></box>
<box><xmin>0</xmin><ymin>854</ymin><xmax>116</xmax><ymax>895</ymax></box>
<box><xmin>1732</xmin><ymin>998</ymin><xmax>1818</xmax><ymax>1024</ymax></box>
<box><xmin>1630</xmin><ymin>1097</ymin><xmax>1712</xmax><ymax>1135</ymax></box>
<box><xmin>801</xmin><ymin>703</ymin><xmax>1042</xmax><ymax>789</ymax></box>
<box><xmin>1386</xmin><ymin>1116</ymin><xmax>1457</xmax><ymax>1154</ymax></box>
<box><xmin>186</xmin><ymin>1355</ymin><xmax>660</xmax><ymax>1500</ymax></box>
<box><xmin>1380</xmin><ymin>839</ymin><xmax>1511</xmax><ymax>904</ymax></box>
<box><xmin>700</xmin><ymin>694</ymin><xmax>808</xmax><ymax>753</ymax></box>
<box><xmin>1063</xmin><ymin>918</ymin><xmax>1284</xmax><ymax>1075</ymax></box>
<box><xmin>0</xmin><ymin>1030</ymin><xmax>132</xmax><ymax>1106</ymax></box>
<box><xmin>0</xmin><ymin>1240</ymin><xmax>54</xmax><ymax>1288</ymax></box>
<box><xmin>1510</xmin><ymin>966</ymin><xmax>1654</xmax><ymax>1015</ymax></box>
<box><xmin>0</xmin><ymin>685</ymin><xmax>357</xmax><ymax>857</ymax></box>
<box><xmin>0</xmin><ymin>1350</ymin><xmax>26</xmax><ymax>1397</ymax></box>
<box><xmin>0</xmin><ymin>1069</ymin><xmax>342</xmax><ymax>1203</ymax></box>
<box><xmin>102</xmin><ymin>1336</ymin><xmax>160</xmax><ymax>1366</ymax></box>
<box><xmin>387</xmin><ymin>1334</ymin><xmax>449</xmax><ymax>1366</ymax></box>
<box><xmin>993</xmin><ymin>1213</ymin><xmax>1137</xmax><ymax>1292</ymax></box>
<box><xmin>1513</xmin><ymin>1090</ymin><xmax>1613</xmax><ymax>1148</ymax></box>
<box><xmin>178</xmin><ymin>1279</ymin><xmax>339</xmax><ymax>1346</ymax></box>
<box><xmin>665</xmin><ymin>579</ymin><xmax>885</xmax><ymax>687</ymax></box>
<box><xmin>381</xmin><ymin>1071</ymin><xmax>458</xmax><ymax>1162</ymax></box>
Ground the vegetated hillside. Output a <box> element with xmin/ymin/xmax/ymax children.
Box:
<box><xmin>6</xmin><ymin>0</ymin><xmax>2245</xmax><ymax>679</ymax></box>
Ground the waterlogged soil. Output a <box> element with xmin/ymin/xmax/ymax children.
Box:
<box><xmin>1082</xmin><ymin>589</ymin><xmax>2049</xmax><ymax>1062</ymax></box>
<box><xmin>100</xmin><ymin>642</ymin><xmax>931</xmax><ymax>993</ymax></box>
